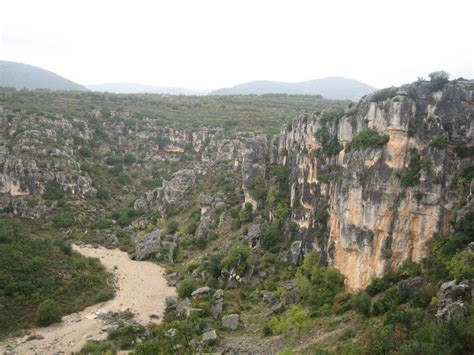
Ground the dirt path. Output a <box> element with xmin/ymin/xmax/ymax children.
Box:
<box><xmin>0</xmin><ymin>245</ymin><xmax>175</xmax><ymax>354</ymax></box>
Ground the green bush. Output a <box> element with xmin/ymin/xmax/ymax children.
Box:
<box><xmin>91</xmin><ymin>218</ymin><xmax>112</xmax><ymax>229</ymax></box>
<box><xmin>315</xmin><ymin>127</ymin><xmax>341</xmax><ymax>156</ymax></box>
<box><xmin>53</xmin><ymin>212</ymin><xmax>75</xmax><ymax>228</ymax></box>
<box><xmin>447</xmin><ymin>251</ymin><xmax>474</xmax><ymax>280</ymax></box>
<box><xmin>345</xmin><ymin>128</ymin><xmax>389</xmax><ymax>152</ymax></box>
<box><xmin>429</xmin><ymin>134</ymin><xmax>447</xmax><ymax>149</ymax></box>
<box><xmin>240</xmin><ymin>202</ymin><xmax>254</xmax><ymax>223</ymax></box>
<box><xmin>370</xmin><ymin>87</ymin><xmax>398</xmax><ymax>102</ymax></box>
<box><xmin>43</xmin><ymin>181</ymin><xmax>63</xmax><ymax>200</ymax></box>
<box><xmin>167</xmin><ymin>220</ymin><xmax>179</xmax><ymax>234</ymax></box>
<box><xmin>221</xmin><ymin>243</ymin><xmax>251</xmax><ymax>272</ymax></box>
<box><xmin>36</xmin><ymin>299</ymin><xmax>61</xmax><ymax>326</ymax></box>
<box><xmin>350</xmin><ymin>291</ymin><xmax>372</xmax><ymax>316</ymax></box>
<box><xmin>398</xmin><ymin>153</ymin><xmax>423</xmax><ymax>187</ymax></box>
<box><xmin>296</xmin><ymin>252</ymin><xmax>345</xmax><ymax>307</ymax></box>
<box><xmin>177</xmin><ymin>278</ymin><xmax>196</xmax><ymax>298</ymax></box>
<box><xmin>249</xmin><ymin>174</ymin><xmax>267</xmax><ymax>203</ymax></box>
<box><xmin>429</xmin><ymin>70</ymin><xmax>450</xmax><ymax>91</ymax></box>
<box><xmin>96</xmin><ymin>187</ymin><xmax>110</xmax><ymax>200</ymax></box>
<box><xmin>78</xmin><ymin>146</ymin><xmax>92</xmax><ymax>157</ymax></box>
<box><xmin>260</xmin><ymin>224</ymin><xmax>281</xmax><ymax>252</ymax></box>
<box><xmin>321</xmin><ymin>108</ymin><xmax>345</xmax><ymax>123</ymax></box>
<box><xmin>186</xmin><ymin>220</ymin><xmax>199</xmax><ymax>235</ymax></box>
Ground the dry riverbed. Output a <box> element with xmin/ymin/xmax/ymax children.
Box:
<box><xmin>0</xmin><ymin>244</ymin><xmax>175</xmax><ymax>354</ymax></box>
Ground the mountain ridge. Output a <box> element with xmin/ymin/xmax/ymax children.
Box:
<box><xmin>210</xmin><ymin>77</ymin><xmax>376</xmax><ymax>100</ymax></box>
<box><xmin>0</xmin><ymin>60</ymin><xmax>87</xmax><ymax>91</ymax></box>
<box><xmin>87</xmin><ymin>82</ymin><xmax>210</xmax><ymax>95</ymax></box>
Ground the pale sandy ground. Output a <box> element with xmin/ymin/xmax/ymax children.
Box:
<box><xmin>0</xmin><ymin>244</ymin><xmax>175</xmax><ymax>354</ymax></box>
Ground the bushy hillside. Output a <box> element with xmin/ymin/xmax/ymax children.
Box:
<box><xmin>0</xmin><ymin>76</ymin><xmax>473</xmax><ymax>353</ymax></box>
<box><xmin>0</xmin><ymin>218</ymin><xmax>114</xmax><ymax>337</ymax></box>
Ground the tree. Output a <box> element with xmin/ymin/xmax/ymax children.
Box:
<box><xmin>36</xmin><ymin>299</ymin><xmax>61</xmax><ymax>326</ymax></box>
<box><xmin>428</xmin><ymin>71</ymin><xmax>450</xmax><ymax>90</ymax></box>
<box><xmin>350</xmin><ymin>291</ymin><xmax>372</xmax><ymax>316</ymax></box>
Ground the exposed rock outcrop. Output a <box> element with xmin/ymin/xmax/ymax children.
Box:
<box><xmin>134</xmin><ymin>169</ymin><xmax>196</xmax><ymax>212</ymax></box>
<box><xmin>436</xmin><ymin>279</ymin><xmax>473</xmax><ymax>320</ymax></box>
<box><xmin>277</xmin><ymin>80</ymin><xmax>474</xmax><ymax>289</ymax></box>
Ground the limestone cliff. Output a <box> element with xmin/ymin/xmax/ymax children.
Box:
<box><xmin>277</xmin><ymin>80</ymin><xmax>473</xmax><ymax>289</ymax></box>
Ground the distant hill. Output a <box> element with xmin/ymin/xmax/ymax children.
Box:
<box><xmin>210</xmin><ymin>77</ymin><xmax>376</xmax><ymax>100</ymax></box>
<box><xmin>0</xmin><ymin>60</ymin><xmax>87</xmax><ymax>91</ymax></box>
<box><xmin>87</xmin><ymin>82</ymin><xmax>209</xmax><ymax>95</ymax></box>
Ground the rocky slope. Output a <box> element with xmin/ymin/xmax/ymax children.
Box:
<box><xmin>1</xmin><ymin>80</ymin><xmax>472</xmax><ymax>292</ymax></box>
<box><xmin>276</xmin><ymin>80</ymin><xmax>473</xmax><ymax>289</ymax></box>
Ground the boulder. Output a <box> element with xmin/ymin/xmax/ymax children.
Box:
<box><xmin>247</xmin><ymin>224</ymin><xmax>261</xmax><ymax>248</ymax></box>
<box><xmin>191</xmin><ymin>286</ymin><xmax>211</xmax><ymax>298</ymax></box>
<box><xmin>165</xmin><ymin>296</ymin><xmax>178</xmax><ymax>310</ymax></box>
<box><xmin>222</xmin><ymin>314</ymin><xmax>239</xmax><ymax>330</ymax></box>
<box><xmin>202</xmin><ymin>329</ymin><xmax>218</xmax><ymax>343</ymax></box>
<box><xmin>134</xmin><ymin>229</ymin><xmax>161</xmax><ymax>261</ymax></box>
<box><xmin>436</xmin><ymin>279</ymin><xmax>473</xmax><ymax>320</ymax></box>
<box><xmin>211</xmin><ymin>302</ymin><xmax>223</xmax><ymax>319</ymax></box>
<box><xmin>214</xmin><ymin>289</ymin><xmax>224</xmax><ymax>300</ymax></box>
<box><xmin>289</xmin><ymin>241</ymin><xmax>302</xmax><ymax>264</ymax></box>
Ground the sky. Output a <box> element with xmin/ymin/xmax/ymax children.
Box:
<box><xmin>1</xmin><ymin>0</ymin><xmax>472</xmax><ymax>90</ymax></box>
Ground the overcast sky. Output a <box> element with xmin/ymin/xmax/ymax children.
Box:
<box><xmin>1</xmin><ymin>0</ymin><xmax>472</xmax><ymax>90</ymax></box>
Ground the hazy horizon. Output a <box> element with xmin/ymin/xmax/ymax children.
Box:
<box><xmin>1</xmin><ymin>0</ymin><xmax>473</xmax><ymax>90</ymax></box>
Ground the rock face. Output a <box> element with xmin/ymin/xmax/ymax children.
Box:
<box><xmin>134</xmin><ymin>169</ymin><xmax>196</xmax><ymax>212</ymax></box>
<box><xmin>436</xmin><ymin>279</ymin><xmax>473</xmax><ymax>320</ymax></box>
<box><xmin>1</xmin><ymin>80</ymin><xmax>472</xmax><ymax>292</ymax></box>
<box><xmin>134</xmin><ymin>230</ymin><xmax>162</xmax><ymax>261</ymax></box>
<box><xmin>222</xmin><ymin>314</ymin><xmax>239</xmax><ymax>330</ymax></box>
<box><xmin>276</xmin><ymin>80</ymin><xmax>474</xmax><ymax>289</ymax></box>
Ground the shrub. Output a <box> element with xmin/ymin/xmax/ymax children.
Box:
<box><xmin>260</xmin><ymin>224</ymin><xmax>281</xmax><ymax>252</ymax></box>
<box><xmin>429</xmin><ymin>70</ymin><xmax>450</xmax><ymax>91</ymax></box>
<box><xmin>296</xmin><ymin>252</ymin><xmax>345</xmax><ymax>307</ymax></box>
<box><xmin>78</xmin><ymin>146</ymin><xmax>92</xmax><ymax>157</ymax></box>
<box><xmin>91</xmin><ymin>218</ymin><xmax>112</xmax><ymax>229</ymax></box>
<box><xmin>186</xmin><ymin>220</ymin><xmax>199</xmax><ymax>235</ymax></box>
<box><xmin>193</xmin><ymin>235</ymin><xmax>208</xmax><ymax>250</ymax></box>
<box><xmin>399</xmin><ymin>153</ymin><xmax>423</xmax><ymax>188</ymax></box>
<box><xmin>43</xmin><ymin>181</ymin><xmax>63</xmax><ymax>200</ymax></box>
<box><xmin>315</xmin><ymin>127</ymin><xmax>341</xmax><ymax>156</ymax></box>
<box><xmin>370</xmin><ymin>87</ymin><xmax>398</xmax><ymax>102</ymax></box>
<box><xmin>96</xmin><ymin>187</ymin><xmax>110</xmax><ymax>200</ymax></box>
<box><xmin>366</xmin><ymin>277</ymin><xmax>390</xmax><ymax>296</ymax></box>
<box><xmin>53</xmin><ymin>212</ymin><xmax>75</xmax><ymax>228</ymax></box>
<box><xmin>177</xmin><ymin>278</ymin><xmax>196</xmax><ymax>298</ymax></box>
<box><xmin>321</xmin><ymin>108</ymin><xmax>345</xmax><ymax>123</ymax></box>
<box><xmin>166</xmin><ymin>220</ymin><xmax>179</xmax><ymax>234</ymax></box>
<box><xmin>240</xmin><ymin>202</ymin><xmax>254</xmax><ymax>223</ymax></box>
<box><xmin>345</xmin><ymin>128</ymin><xmax>389</xmax><ymax>152</ymax></box>
<box><xmin>350</xmin><ymin>291</ymin><xmax>372</xmax><ymax>316</ymax></box>
<box><xmin>447</xmin><ymin>251</ymin><xmax>474</xmax><ymax>280</ymax></box>
<box><xmin>249</xmin><ymin>174</ymin><xmax>267</xmax><ymax>203</ymax></box>
<box><xmin>221</xmin><ymin>243</ymin><xmax>251</xmax><ymax>272</ymax></box>
<box><xmin>123</xmin><ymin>153</ymin><xmax>136</xmax><ymax>165</ymax></box>
<box><xmin>36</xmin><ymin>299</ymin><xmax>61</xmax><ymax>326</ymax></box>
<box><xmin>429</xmin><ymin>134</ymin><xmax>447</xmax><ymax>149</ymax></box>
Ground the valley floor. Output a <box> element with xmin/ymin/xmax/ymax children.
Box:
<box><xmin>0</xmin><ymin>245</ymin><xmax>175</xmax><ymax>354</ymax></box>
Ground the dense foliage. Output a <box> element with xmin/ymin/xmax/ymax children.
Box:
<box><xmin>0</xmin><ymin>218</ymin><xmax>114</xmax><ymax>337</ymax></box>
<box><xmin>345</xmin><ymin>128</ymin><xmax>389</xmax><ymax>152</ymax></box>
